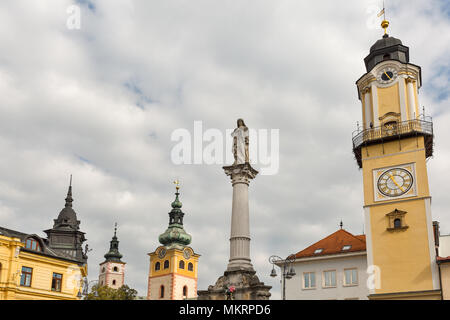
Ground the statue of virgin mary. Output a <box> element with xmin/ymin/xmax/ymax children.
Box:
<box><xmin>231</xmin><ymin>118</ymin><xmax>249</xmax><ymax>165</ymax></box>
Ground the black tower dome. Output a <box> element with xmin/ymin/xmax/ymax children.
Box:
<box><xmin>364</xmin><ymin>33</ymin><xmax>410</xmax><ymax>72</ymax></box>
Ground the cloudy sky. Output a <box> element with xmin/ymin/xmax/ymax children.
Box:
<box><xmin>0</xmin><ymin>0</ymin><xmax>449</xmax><ymax>299</ymax></box>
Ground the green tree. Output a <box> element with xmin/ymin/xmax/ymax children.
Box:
<box><xmin>86</xmin><ymin>284</ymin><xmax>138</xmax><ymax>300</ymax></box>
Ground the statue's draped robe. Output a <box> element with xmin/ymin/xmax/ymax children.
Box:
<box><xmin>232</xmin><ymin>126</ymin><xmax>249</xmax><ymax>164</ymax></box>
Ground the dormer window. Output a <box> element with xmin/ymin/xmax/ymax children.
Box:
<box><xmin>314</xmin><ymin>249</ymin><xmax>323</xmax><ymax>254</ymax></box>
<box><xmin>342</xmin><ymin>245</ymin><xmax>352</xmax><ymax>251</ymax></box>
<box><xmin>25</xmin><ymin>238</ymin><xmax>41</xmax><ymax>252</ymax></box>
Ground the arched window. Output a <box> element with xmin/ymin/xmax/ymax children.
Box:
<box><xmin>164</xmin><ymin>260</ymin><xmax>169</xmax><ymax>269</ymax></box>
<box><xmin>394</xmin><ymin>218</ymin><xmax>402</xmax><ymax>228</ymax></box>
<box><xmin>112</xmin><ymin>280</ymin><xmax>116</xmax><ymax>285</ymax></box>
<box><xmin>160</xmin><ymin>285</ymin><xmax>165</xmax><ymax>298</ymax></box>
<box><xmin>155</xmin><ymin>262</ymin><xmax>160</xmax><ymax>271</ymax></box>
<box><xmin>183</xmin><ymin>285</ymin><xmax>188</xmax><ymax>298</ymax></box>
<box><xmin>188</xmin><ymin>263</ymin><xmax>194</xmax><ymax>271</ymax></box>
<box><xmin>102</xmin><ymin>267</ymin><xmax>106</xmax><ymax>273</ymax></box>
<box><xmin>113</xmin><ymin>266</ymin><xmax>118</xmax><ymax>272</ymax></box>
<box><xmin>179</xmin><ymin>260</ymin><xmax>185</xmax><ymax>269</ymax></box>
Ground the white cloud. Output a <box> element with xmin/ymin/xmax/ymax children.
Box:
<box><xmin>0</xmin><ymin>0</ymin><xmax>449</xmax><ymax>299</ymax></box>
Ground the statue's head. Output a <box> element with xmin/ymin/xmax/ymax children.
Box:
<box><xmin>237</xmin><ymin>118</ymin><xmax>246</xmax><ymax>127</ymax></box>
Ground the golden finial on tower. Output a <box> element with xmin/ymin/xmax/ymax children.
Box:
<box><xmin>173</xmin><ymin>179</ymin><xmax>180</xmax><ymax>191</ymax></box>
<box><xmin>378</xmin><ymin>1</ymin><xmax>389</xmax><ymax>35</ymax></box>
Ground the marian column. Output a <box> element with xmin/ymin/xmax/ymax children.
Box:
<box><xmin>197</xmin><ymin>119</ymin><xmax>271</xmax><ymax>300</ymax></box>
<box><xmin>225</xmin><ymin>118</ymin><xmax>255</xmax><ymax>271</ymax></box>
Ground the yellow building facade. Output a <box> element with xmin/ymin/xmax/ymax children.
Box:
<box><xmin>0</xmin><ymin>230</ymin><xmax>87</xmax><ymax>300</ymax></box>
<box><xmin>352</xmin><ymin>21</ymin><xmax>440</xmax><ymax>299</ymax></box>
<box><xmin>0</xmin><ymin>182</ymin><xmax>88</xmax><ymax>300</ymax></box>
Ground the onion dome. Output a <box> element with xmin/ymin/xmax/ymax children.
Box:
<box><xmin>158</xmin><ymin>183</ymin><xmax>192</xmax><ymax>249</ymax></box>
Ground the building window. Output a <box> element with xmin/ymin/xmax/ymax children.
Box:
<box><xmin>164</xmin><ymin>260</ymin><xmax>169</xmax><ymax>269</ymax></box>
<box><xmin>323</xmin><ymin>270</ymin><xmax>336</xmax><ymax>288</ymax></box>
<box><xmin>314</xmin><ymin>248</ymin><xmax>323</xmax><ymax>254</ymax></box>
<box><xmin>20</xmin><ymin>267</ymin><xmax>33</xmax><ymax>287</ymax></box>
<box><xmin>188</xmin><ymin>262</ymin><xmax>193</xmax><ymax>271</ymax></box>
<box><xmin>342</xmin><ymin>245</ymin><xmax>352</xmax><ymax>251</ymax></box>
<box><xmin>102</xmin><ymin>267</ymin><xmax>106</xmax><ymax>273</ymax></box>
<box><xmin>183</xmin><ymin>286</ymin><xmax>188</xmax><ymax>298</ymax></box>
<box><xmin>303</xmin><ymin>272</ymin><xmax>316</xmax><ymax>289</ymax></box>
<box><xmin>112</xmin><ymin>280</ymin><xmax>116</xmax><ymax>285</ymax></box>
<box><xmin>386</xmin><ymin>209</ymin><xmax>408</xmax><ymax>231</ymax></box>
<box><xmin>25</xmin><ymin>238</ymin><xmax>41</xmax><ymax>252</ymax></box>
<box><xmin>179</xmin><ymin>260</ymin><xmax>185</xmax><ymax>269</ymax></box>
<box><xmin>155</xmin><ymin>262</ymin><xmax>160</xmax><ymax>271</ymax></box>
<box><xmin>344</xmin><ymin>268</ymin><xmax>358</xmax><ymax>286</ymax></box>
<box><xmin>113</xmin><ymin>266</ymin><xmax>118</xmax><ymax>272</ymax></box>
<box><xmin>160</xmin><ymin>285</ymin><xmax>165</xmax><ymax>298</ymax></box>
<box><xmin>51</xmin><ymin>273</ymin><xmax>62</xmax><ymax>292</ymax></box>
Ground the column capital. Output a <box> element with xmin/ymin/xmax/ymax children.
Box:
<box><xmin>361</xmin><ymin>86</ymin><xmax>371</xmax><ymax>95</ymax></box>
<box><xmin>223</xmin><ymin>163</ymin><xmax>259</xmax><ymax>185</ymax></box>
<box><xmin>405</xmin><ymin>77</ymin><xmax>416</xmax><ymax>84</ymax></box>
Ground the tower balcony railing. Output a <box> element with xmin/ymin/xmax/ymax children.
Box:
<box><xmin>352</xmin><ymin>117</ymin><xmax>433</xmax><ymax>168</ymax></box>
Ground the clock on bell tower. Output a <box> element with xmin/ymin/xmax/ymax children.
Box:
<box><xmin>352</xmin><ymin>19</ymin><xmax>440</xmax><ymax>300</ymax></box>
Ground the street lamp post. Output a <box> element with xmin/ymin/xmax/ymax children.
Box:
<box><xmin>269</xmin><ymin>254</ymin><xmax>296</xmax><ymax>300</ymax></box>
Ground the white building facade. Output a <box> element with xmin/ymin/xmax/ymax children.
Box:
<box><xmin>284</xmin><ymin>251</ymin><xmax>368</xmax><ymax>300</ymax></box>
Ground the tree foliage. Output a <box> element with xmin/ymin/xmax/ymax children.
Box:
<box><xmin>85</xmin><ymin>284</ymin><xmax>138</xmax><ymax>300</ymax></box>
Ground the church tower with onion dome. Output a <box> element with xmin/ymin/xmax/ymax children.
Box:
<box><xmin>98</xmin><ymin>224</ymin><xmax>126</xmax><ymax>289</ymax></box>
<box><xmin>147</xmin><ymin>181</ymin><xmax>200</xmax><ymax>300</ymax></box>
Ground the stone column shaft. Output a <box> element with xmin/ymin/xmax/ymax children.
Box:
<box><xmin>223</xmin><ymin>163</ymin><xmax>257</xmax><ymax>272</ymax></box>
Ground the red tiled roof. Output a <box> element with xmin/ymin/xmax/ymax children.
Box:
<box><xmin>437</xmin><ymin>256</ymin><xmax>450</xmax><ymax>263</ymax></box>
<box><xmin>295</xmin><ymin>229</ymin><xmax>366</xmax><ymax>259</ymax></box>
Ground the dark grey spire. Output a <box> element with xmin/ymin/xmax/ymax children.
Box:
<box><xmin>104</xmin><ymin>223</ymin><xmax>123</xmax><ymax>263</ymax></box>
<box><xmin>44</xmin><ymin>176</ymin><xmax>87</xmax><ymax>263</ymax></box>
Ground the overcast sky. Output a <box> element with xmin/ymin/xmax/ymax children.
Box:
<box><xmin>0</xmin><ymin>0</ymin><xmax>449</xmax><ymax>299</ymax></box>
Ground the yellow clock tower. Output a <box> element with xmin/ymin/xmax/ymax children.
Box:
<box><xmin>352</xmin><ymin>19</ymin><xmax>440</xmax><ymax>299</ymax></box>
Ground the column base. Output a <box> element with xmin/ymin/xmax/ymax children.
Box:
<box><xmin>197</xmin><ymin>270</ymin><xmax>271</xmax><ymax>300</ymax></box>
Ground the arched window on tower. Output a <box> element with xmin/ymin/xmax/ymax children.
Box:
<box><xmin>155</xmin><ymin>262</ymin><xmax>160</xmax><ymax>271</ymax></box>
<box><xmin>113</xmin><ymin>266</ymin><xmax>118</xmax><ymax>272</ymax></box>
<box><xmin>160</xmin><ymin>285</ymin><xmax>165</xmax><ymax>299</ymax></box>
<box><xmin>164</xmin><ymin>260</ymin><xmax>169</xmax><ymax>269</ymax></box>
<box><xmin>188</xmin><ymin>262</ymin><xmax>194</xmax><ymax>271</ymax></box>
<box><xmin>183</xmin><ymin>285</ymin><xmax>188</xmax><ymax>298</ymax></box>
<box><xmin>112</xmin><ymin>280</ymin><xmax>116</xmax><ymax>286</ymax></box>
<box><xmin>394</xmin><ymin>218</ymin><xmax>402</xmax><ymax>229</ymax></box>
<box><xmin>179</xmin><ymin>260</ymin><xmax>185</xmax><ymax>269</ymax></box>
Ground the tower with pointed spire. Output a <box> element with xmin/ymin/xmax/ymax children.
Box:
<box><xmin>44</xmin><ymin>176</ymin><xmax>87</xmax><ymax>263</ymax></box>
<box><xmin>147</xmin><ymin>181</ymin><xmax>200</xmax><ymax>300</ymax></box>
<box><xmin>98</xmin><ymin>223</ymin><xmax>126</xmax><ymax>289</ymax></box>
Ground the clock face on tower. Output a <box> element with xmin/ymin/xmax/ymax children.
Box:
<box><xmin>377</xmin><ymin>168</ymin><xmax>413</xmax><ymax>197</ymax></box>
<box><xmin>183</xmin><ymin>248</ymin><xmax>191</xmax><ymax>260</ymax></box>
<box><xmin>158</xmin><ymin>247</ymin><xmax>166</xmax><ymax>259</ymax></box>
<box><xmin>377</xmin><ymin>67</ymin><xmax>398</xmax><ymax>84</ymax></box>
